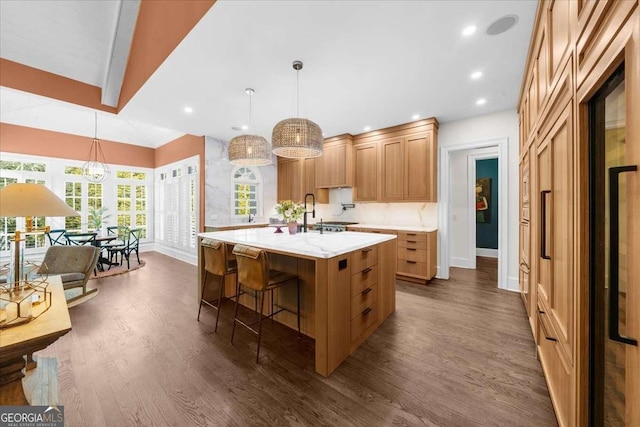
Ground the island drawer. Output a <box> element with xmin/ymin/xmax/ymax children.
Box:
<box><xmin>397</xmin><ymin>247</ymin><xmax>427</xmax><ymax>263</ymax></box>
<box><xmin>351</xmin><ymin>302</ymin><xmax>378</xmax><ymax>341</ymax></box>
<box><xmin>350</xmin><ymin>284</ymin><xmax>378</xmax><ymax>319</ymax></box>
<box><xmin>350</xmin><ymin>265</ymin><xmax>378</xmax><ymax>297</ymax></box>
<box><xmin>350</xmin><ymin>246</ymin><xmax>378</xmax><ymax>272</ymax></box>
<box><xmin>397</xmin><ymin>259</ymin><xmax>428</xmax><ymax>277</ymax></box>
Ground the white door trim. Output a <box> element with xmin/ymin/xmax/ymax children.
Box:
<box><xmin>438</xmin><ymin>138</ymin><xmax>509</xmax><ymax>289</ymax></box>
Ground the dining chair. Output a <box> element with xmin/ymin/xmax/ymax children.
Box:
<box><xmin>64</xmin><ymin>232</ymin><xmax>97</xmax><ymax>246</ymax></box>
<box><xmin>231</xmin><ymin>244</ymin><xmax>300</xmax><ymax>363</ymax></box>
<box><xmin>106</xmin><ymin>228</ymin><xmax>142</xmax><ymax>269</ymax></box>
<box><xmin>45</xmin><ymin>229</ymin><xmax>67</xmax><ymax>246</ymax></box>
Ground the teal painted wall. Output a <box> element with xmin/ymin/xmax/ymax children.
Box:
<box><xmin>476</xmin><ymin>158</ymin><xmax>498</xmax><ymax>249</ymax></box>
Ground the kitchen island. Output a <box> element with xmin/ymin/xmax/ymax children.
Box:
<box><xmin>197</xmin><ymin>228</ymin><xmax>397</xmax><ymax>376</ymax></box>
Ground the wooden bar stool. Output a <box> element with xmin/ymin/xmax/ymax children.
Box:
<box><xmin>231</xmin><ymin>244</ymin><xmax>301</xmax><ymax>363</ymax></box>
<box><xmin>198</xmin><ymin>239</ymin><xmax>238</xmax><ymax>332</ymax></box>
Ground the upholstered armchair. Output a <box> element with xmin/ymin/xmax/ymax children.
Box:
<box><xmin>38</xmin><ymin>245</ymin><xmax>100</xmax><ymax>304</ymax></box>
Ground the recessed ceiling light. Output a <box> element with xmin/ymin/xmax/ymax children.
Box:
<box><xmin>471</xmin><ymin>71</ymin><xmax>483</xmax><ymax>80</ymax></box>
<box><xmin>241</xmin><ymin>125</ymin><xmax>249</xmax><ymax>130</ymax></box>
<box><xmin>364</xmin><ymin>126</ymin><xmax>371</xmax><ymax>131</ymax></box>
<box><xmin>476</xmin><ymin>98</ymin><xmax>487</xmax><ymax>106</ymax></box>
<box><xmin>184</xmin><ymin>106</ymin><xmax>194</xmax><ymax>114</ymax></box>
<box><xmin>412</xmin><ymin>114</ymin><xmax>420</xmax><ymax>120</ymax></box>
<box><xmin>462</xmin><ymin>25</ymin><xmax>477</xmax><ymax>36</ymax></box>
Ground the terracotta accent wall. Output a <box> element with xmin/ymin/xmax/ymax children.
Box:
<box><xmin>118</xmin><ymin>0</ymin><xmax>216</xmax><ymax>110</ymax></box>
<box><xmin>0</xmin><ymin>123</ymin><xmax>154</xmax><ymax>167</ymax></box>
<box><xmin>155</xmin><ymin>134</ymin><xmax>206</xmax><ymax>231</ymax></box>
<box><xmin>0</xmin><ymin>59</ymin><xmax>116</xmax><ymax>114</ymax></box>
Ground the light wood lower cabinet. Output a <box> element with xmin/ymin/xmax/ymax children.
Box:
<box><xmin>347</xmin><ymin>227</ymin><xmax>436</xmax><ymax>283</ymax></box>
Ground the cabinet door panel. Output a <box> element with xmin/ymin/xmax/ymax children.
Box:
<box><xmin>404</xmin><ymin>133</ymin><xmax>432</xmax><ymax>200</ymax></box>
<box><xmin>354</xmin><ymin>143</ymin><xmax>378</xmax><ymax>201</ymax></box>
<box><xmin>380</xmin><ymin>138</ymin><xmax>404</xmax><ymax>201</ymax></box>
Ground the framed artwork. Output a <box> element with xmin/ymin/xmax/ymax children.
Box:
<box><xmin>476</xmin><ymin>177</ymin><xmax>491</xmax><ymax>223</ymax></box>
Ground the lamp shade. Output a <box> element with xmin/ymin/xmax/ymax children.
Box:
<box><xmin>0</xmin><ymin>183</ymin><xmax>79</xmax><ymax>217</ymax></box>
<box><xmin>228</xmin><ymin>134</ymin><xmax>272</xmax><ymax>166</ymax></box>
<box><xmin>272</xmin><ymin>118</ymin><xmax>323</xmax><ymax>158</ymax></box>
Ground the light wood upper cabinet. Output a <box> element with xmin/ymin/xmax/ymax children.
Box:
<box><xmin>316</xmin><ymin>135</ymin><xmax>353</xmax><ymax>188</ymax></box>
<box><xmin>353</xmin><ymin>142</ymin><xmax>378</xmax><ymax>202</ymax></box>
<box><xmin>380</xmin><ymin>138</ymin><xmax>404</xmax><ymax>201</ymax></box>
<box><xmin>278</xmin><ymin>157</ymin><xmax>328</xmax><ymax>203</ymax></box>
<box><xmin>404</xmin><ymin>132</ymin><xmax>436</xmax><ymax>201</ymax></box>
<box><xmin>379</xmin><ymin>131</ymin><xmax>437</xmax><ymax>202</ymax></box>
<box><xmin>277</xmin><ymin>158</ymin><xmax>303</xmax><ymax>202</ymax></box>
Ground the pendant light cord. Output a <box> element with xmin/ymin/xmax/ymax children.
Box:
<box><xmin>249</xmin><ymin>91</ymin><xmax>252</xmax><ymax>129</ymax></box>
<box><xmin>296</xmin><ymin>68</ymin><xmax>300</xmax><ymax>117</ymax></box>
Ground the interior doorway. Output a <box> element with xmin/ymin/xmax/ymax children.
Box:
<box><xmin>438</xmin><ymin>138</ymin><xmax>509</xmax><ymax>289</ymax></box>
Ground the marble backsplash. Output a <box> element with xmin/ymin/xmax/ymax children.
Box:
<box><xmin>313</xmin><ymin>188</ymin><xmax>438</xmax><ymax>228</ymax></box>
<box><xmin>204</xmin><ymin>136</ymin><xmax>278</xmax><ymax>225</ymax></box>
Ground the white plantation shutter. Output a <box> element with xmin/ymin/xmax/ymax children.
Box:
<box><xmin>154</xmin><ymin>156</ymin><xmax>199</xmax><ymax>258</ymax></box>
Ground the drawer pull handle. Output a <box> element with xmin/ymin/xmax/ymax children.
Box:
<box><xmin>407</xmin><ymin>248</ymin><xmax>417</xmax><ymax>251</ymax></box>
<box><xmin>363</xmin><ymin>267</ymin><xmax>373</xmax><ymax>274</ymax></box>
<box><xmin>362</xmin><ymin>287</ymin><xmax>372</xmax><ymax>295</ymax></box>
<box><xmin>408</xmin><ymin>240</ymin><xmax>417</xmax><ymax>243</ymax></box>
<box><xmin>362</xmin><ymin>307</ymin><xmax>372</xmax><ymax>315</ymax></box>
<box><xmin>407</xmin><ymin>233</ymin><xmax>416</xmax><ymax>236</ymax></box>
<box><xmin>537</xmin><ymin>310</ymin><xmax>557</xmax><ymax>342</ymax></box>
<box><xmin>362</xmin><ymin>248</ymin><xmax>372</xmax><ymax>253</ymax></box>
<box><xmin>406</xmin><ymin>260</ymin><xmax>417</xmax><ymax>264</ymax></box>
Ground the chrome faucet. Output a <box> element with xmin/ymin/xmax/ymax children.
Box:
<box><xmin>303</xmin><ymin>193</ymin><xmax>315</xmax><ymax>233</ymax></box>
<box><xmin>248</xmin><ymin>212</ymin><xmax>254</xmax><ymax>223</ymax></box>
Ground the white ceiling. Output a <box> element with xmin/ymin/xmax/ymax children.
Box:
<box><xmin>0</xmin><ymin>0</ymin><xmax>537</xmax><ymax>147</ymax></box>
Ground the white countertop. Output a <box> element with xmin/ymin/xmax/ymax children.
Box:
<box><xmin>198</xmin><ymin>227</ymin><xmax>396</xmax><ymax>259</ymax></box>
<box><xmin>204</xmin><ymin>222</ymin><xmax>270</xmax><ymax>229</ymax></box>
<box><xmin>347</xmin><ymin>223</ymin><xmax>438</xmax><ymax>232</ymax></box>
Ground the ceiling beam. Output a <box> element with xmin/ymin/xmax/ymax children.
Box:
<box><xmin>101</xmin><ymin>0</ymin><xmax>141</xmax><ymax>108</ymax></box>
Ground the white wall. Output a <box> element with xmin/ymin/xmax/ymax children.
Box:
<box><xmin>439</xmin><ymin>109</ymin><xmax>520</xmax><ymax>291</ymax></box>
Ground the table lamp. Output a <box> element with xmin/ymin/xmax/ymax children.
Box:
<box><xmin>0</xmin><ymin>183</ymin><xmax>78</xmax><ymax>286</ymax></box>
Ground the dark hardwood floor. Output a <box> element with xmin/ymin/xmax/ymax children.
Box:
<box><xmin>39</xmin><ymin>253</ymin><xmax>557</xmax><ymax>426</ymax></box>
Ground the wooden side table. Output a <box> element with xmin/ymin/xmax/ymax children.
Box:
<box><xmin>0</xmin><ymin>276</ymin><xmax>71</xmax><ymax>405</ymax></box>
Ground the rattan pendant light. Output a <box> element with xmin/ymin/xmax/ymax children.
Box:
<box><xmin>228</xmin><ymin>88</ymin><xmax>272</xmax><ymax>166</ymax></box>
<box><xmin>82</xmin><ymin>112</ymin><xmax>111</xmax><ymax>182</ymax></box>
<box><xmin>272</xmin><ymin>61</ymin><xmax>323</xmax><ymax>158</ymax></box>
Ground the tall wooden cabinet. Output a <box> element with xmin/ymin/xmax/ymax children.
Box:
<box><xmin>518</xmin><ymin>1</ymin><xmax>639</xmax><ymax>426</ymax></box>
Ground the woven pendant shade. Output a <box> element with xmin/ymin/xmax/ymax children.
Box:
<box><xmin>228</xmin><ymin>135</ymin><xmax>272</xmax><ymax>166</ymax></box>
<box><xmin>271</xmin><ymin>118</ymin><xmax>323</xmax><ymax>158</ymax></box>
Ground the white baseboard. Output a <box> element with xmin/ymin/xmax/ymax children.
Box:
<box><xmin>152</xmin><ymin>244</ymin><xmax>197</xmax><ymax>265</ymax></box>
<box><xmin>506</xmin><ymin>276</ymin><xmax>520</xmax><ymax>292</ymax></box>
<box><xmin>476</xmin><ymin>248</ymin><xmax>498</xmax><ymax>258</ymax></box>
<box><xmin>450</xmin><ymin>257</ymin><xmax>473</xmax><ymax>268</ymax></box>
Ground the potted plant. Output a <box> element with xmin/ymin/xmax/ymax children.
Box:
<box><xmin>274</xmin><ymin>200</ymin><xmax>305</xmax><ymax>234</ymax></box>
<box><xmin>87</xmin><ymin>206</ymin><xmax>111</xmax><ymax>231</ymax></box>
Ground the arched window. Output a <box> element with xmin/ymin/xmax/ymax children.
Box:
<box><xmin>231</xmin><ymin>166</ymin><xmax>262</xmax><ymax>218</ymax></box>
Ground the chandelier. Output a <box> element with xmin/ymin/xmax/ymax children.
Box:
<box><xmin>272</xmin><ymin>61</ymin><xmax>324</xmax><ymax>158</ymax></box>
<box><xmin>82</xmin><ymin>112</ymin><xmax>110</xmax><ymax>182</ymax></box>
<box><xmin>228</xmin><ymin>88</ymin><xmax>272</xmax><ymax>166</ymax></box>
